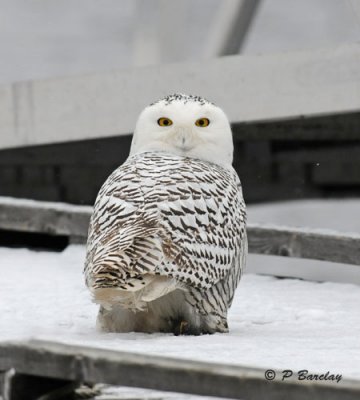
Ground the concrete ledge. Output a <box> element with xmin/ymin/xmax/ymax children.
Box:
<box><xmin>1</xmin><ymin>43</ymin><xmax>360</xmax><ymax>149</ymax></box>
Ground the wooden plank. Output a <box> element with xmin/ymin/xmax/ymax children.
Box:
<box><xmin>0</xmin><ymin>43</ymin><xmax>360</xmax><ymax>150</ymax></box>
<box><xmin>1</xmin><ymin>196</ymin><xmax>360</xmax><ymax>266</ymax></box>
<box><xmin>232</xmin><ymin>112</ymin><xmax>360</xmax><ymax>141</ymax></box>
<box><xmin>0</xmin><ymin>136</ymin><xmax>132</xmax><ymax>166</ymax></box>
<box><xmin>0</xmin><ymin>184</ymin><xmax>61</xmax><ymax>203</ymax></box>
<box><xmin>247</xmin><ymin>224</ymin><xmax>360</xmax><ymax>266</ymax></box>
<box><xmin>0</xmin><ymin>340</ymin><xmax>359</xmax><ymax>400</ymax></box>
<box><xmin>0</xmin><ymin>197</ymin><xmax>91</xmax><ymax>238</ymax></box>
<box><xmin>274</xmin><ymin>144</ymin><xmax>360</xmax><ymax>163</ymax></box>
<box><xmin>311</xmin><ymin>163</ymin><xmax>360</xmax><ymax>185</ymax></box>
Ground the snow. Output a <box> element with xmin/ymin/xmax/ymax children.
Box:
<box><xmin>0</xmin><ymin>195</ymin><xmax>92</xmax><ymax>214</ymax></box>
<box><xmin>1</xmin><ymin>199</ymin><xmax>360</xmax><ymax>398</ymax></box>
<box><xmin>1</xmin><ymin>244</ymin><xmax>359</xmax><ymax>382</ymax></box>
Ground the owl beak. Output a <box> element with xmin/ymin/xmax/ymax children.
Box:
<box><xmin>174</xmin><ymin>126</ymin><xmax>194</xmax><ymax>151</ymax></box>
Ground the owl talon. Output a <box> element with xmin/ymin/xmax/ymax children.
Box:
<box><xmin>175</xmin><ymin>320</ymin><xmax>188</xmax><ymax>336</ymax></box>
<box><xmin>171</xmin><ymin>317</ymin><xmax>205</xmax><ymax>335</ymax></box>
<box><xmin>172</xmin><ymin>319</ymin><xmax>189</xmax><ymax>336</ymax></box>
<box><xmin>179</xmin><ymin>320</ymin><xmax>188</xmax><ymax>335</ymax></box>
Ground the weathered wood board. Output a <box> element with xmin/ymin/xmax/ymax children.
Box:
<box><xmin>0</xmin><ymin>197</ymin><xmax>359</xmax><ymax>266</ymax></box>
<box><xmin>0</xmin><ymin>340</ymin><xmax>359</xmax><ymax>400</ymax></box>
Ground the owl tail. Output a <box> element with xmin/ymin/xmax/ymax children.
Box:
<box><xmin>88</xmin><ymin>211</ymin><xmax>164</xmax><ymax>291</ymax></box>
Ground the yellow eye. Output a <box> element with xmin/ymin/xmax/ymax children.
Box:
<box><xmin>158</xmin><ymin>117</ymin><xmax>173</xmax><ymax>127</ymax></box>
<box><xmin>195</xmin><ymin>118</ymin><xmax>210</xmax><ymax>127</ymax></box>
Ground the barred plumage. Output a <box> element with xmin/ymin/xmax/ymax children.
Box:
<box><xmin>84</xmin><ymin>94</ymin><xmax>247</xmax><ymax>334</ymax></box>
<box><xmin>85</xmin><ymin>152</ymin><xmax>246</xmax><ymax>333</ymax></box>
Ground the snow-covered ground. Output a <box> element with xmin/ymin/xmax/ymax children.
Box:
<box><xmin>1</xmin><ymin>244</ymin><xmax>359</xmax><ymax>379</ymax></box>
<box><xmin>1</xmin><ymin>199</ymin><xmax>360</xmax><ymax>397</ymax></box>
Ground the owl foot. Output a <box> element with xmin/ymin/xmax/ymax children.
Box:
<box><xmin>173</xmin><ymin>319</ymin><xmax>188</xmax><ymax>335</ymax></box>
<box><xmin>179</xmin><ymin>320</ymin><xmax>188</xmax><ymax>334</ymax></box>
<box><xmin>172</xmin><ymin>318</ymin><xmax>201</xmax><ymax>336</ymax></box>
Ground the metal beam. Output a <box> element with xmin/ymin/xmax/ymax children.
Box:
<box><xmin>204</xmin><ymin>0</ymin><xmax>261</xmax><ymax>57</ymax></box>
<box><xmin>0</xmin><ymin>43</ymin><xmax>359</xmax><ymax>150</ymax></box>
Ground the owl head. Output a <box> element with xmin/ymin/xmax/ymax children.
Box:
<box><xmin>130</xmin><ymin>94</ymin><xmax>234</xmax><ymax>167</ymax></box>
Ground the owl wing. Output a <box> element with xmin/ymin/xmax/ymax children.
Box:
<box><xmin>84</xmin><ymin>158</ymin><xmax>160</xmax><ymax>291</ymax></box>
<box><xmin>155</xmin><ymin>162</ymin><xmax>246</xmax><ymax>291</ymax></box>
<box><xmin>153</xmin><ymin>162</ymin><xmax>246</xmax><ymax>328</ymax></box>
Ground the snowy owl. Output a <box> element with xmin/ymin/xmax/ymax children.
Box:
<box><xmin>84</xmin><ymin>94</ymin><xmax>247</xmax><ymax>335</ymax></box>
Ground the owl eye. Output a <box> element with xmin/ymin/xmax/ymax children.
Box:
<box><xmin>195</xmin><ymin>118</ymin><xmax>210</xmax><ymax>127</ymax></box>
<box><xmin>158</xmin><ymin>117</ymin><xmax>173</xmax><ymax>127</ymax></box>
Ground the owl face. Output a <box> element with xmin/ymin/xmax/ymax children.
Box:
<box><xmin>130</xmin><ymin>94</ymin><xmax>234</xmax><ymax>167</ymax></box>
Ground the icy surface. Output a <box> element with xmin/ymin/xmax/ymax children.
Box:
<box><xmin>1</xmin><ymin>244</ymin><xmax>359</xmax><ymax>381</ymax></box>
